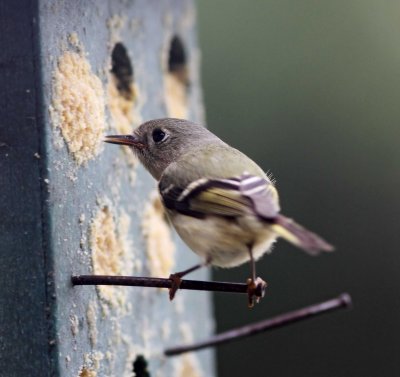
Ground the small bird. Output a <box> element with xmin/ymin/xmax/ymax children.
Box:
<box><xmin>105</xmin><ymin>118</ymin><xmax>333</xmax><ymax>306</ymax></box>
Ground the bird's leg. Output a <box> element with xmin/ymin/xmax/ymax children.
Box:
<box><xmin>247</xmin><ymin>247</ymin><xmax>267</xmax><ymax>308</ymax></box>
<box><xmin>169</xmin><ymin>256</ymin><xmax>212</xmax><ymax>300</ymax></box>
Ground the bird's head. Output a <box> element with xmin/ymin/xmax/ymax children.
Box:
<box><xmin>105</xmin><ymin>118</ymin><xmax>220</xmax><ymax>180</ymax></box>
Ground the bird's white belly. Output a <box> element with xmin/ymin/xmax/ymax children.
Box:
<box><xmin>169</xmin><ymin>213</ymin><xmax>277</xmax><ymax>268</ymax></box>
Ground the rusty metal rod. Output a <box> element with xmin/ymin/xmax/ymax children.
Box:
<box><xmin>164</xmin><ymin>293</ymin><xmax>352</xmax><ymax>356</ymax></box>
<box><xmin>71</xmin><ymin>275</ymin><xmax>250</xmax><ymax>294</ymax></box>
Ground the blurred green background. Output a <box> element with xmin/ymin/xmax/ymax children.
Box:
<box><xmin>197</xmin><ymin>1</ymin><xmax>400</xmax><ymax>376</ymax></box>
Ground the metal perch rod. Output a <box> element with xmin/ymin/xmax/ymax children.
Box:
<box><xmin>71</xmin><ymin>275</ymin><xmax>251</xmax><ymax>294</ymax></box>
<box><xmin>164</xmin><ymin>293</ymin><xmax>352</xmax><ymax>356</ymax></box>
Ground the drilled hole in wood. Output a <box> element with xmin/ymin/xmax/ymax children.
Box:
<box><xmin>168</xmin><ymin>36</ymin><xmax>188</xmax><ymax>85</ymax></box>
<box><xmin>132</xmin><ymin>355</ymin><xmax>151</xmax><ymax>377</ymax></box>
<box><xmin>108</xmin><ymin>42</ymin><xmax>140</xmax><ymax>135</ymax></box>
<box><xmin>165</xmin><ymin>36</ymin><xmax>189</xmax><ymax>118</ymax></box>
<box><xmin>111</xmin><ymin>42</ymin><xmax>134</xmax><ymax>100</ymax></box>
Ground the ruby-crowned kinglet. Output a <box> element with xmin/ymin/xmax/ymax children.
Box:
<box><xmin>105</xmin><ymin>118</ymin><xmax>333</xmax><ymax>306</ymax></box>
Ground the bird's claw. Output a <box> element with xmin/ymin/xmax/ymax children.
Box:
<box><xmin>169</xmin><ymin>273</ymin><xmax>183</xmax><ymax>300</ymax></box>
<box><xmin>247</xmin><ymin>277</ymin><xmax>267</xmax><ymax>308</ymax></box>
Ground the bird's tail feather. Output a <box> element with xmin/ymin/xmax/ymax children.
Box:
<box><xmin>270</xmin><ymin>215</ymin><xmax>334</xmax><ymax>255</ymax></box>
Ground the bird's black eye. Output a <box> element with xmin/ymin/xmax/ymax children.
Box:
<box><xmin>152</xmin><ymin>129</ymin><xmax>166</xmax><ymax>143</ymax></box>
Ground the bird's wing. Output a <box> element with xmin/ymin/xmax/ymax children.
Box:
<box><xmin>159</xmin><ymin>172</ymin><xmax>280</xmax><ymax>220</ymax></box>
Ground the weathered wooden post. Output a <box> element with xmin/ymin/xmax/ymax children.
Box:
<box><xmin>0</xmin><ymin>1</ymin><xmax>214</xmax><ymax>376</ymax></box>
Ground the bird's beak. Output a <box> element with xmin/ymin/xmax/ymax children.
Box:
<box><xmin>104</xmin><ymin>134</ymin><xmax>146</xmax><ymax>149</ymax></box>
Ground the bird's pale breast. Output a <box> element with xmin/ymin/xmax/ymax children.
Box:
<box><xmin>168</xmin><ymin>211</ymin><xmax>277</xmax><ymax>268</ymax></box>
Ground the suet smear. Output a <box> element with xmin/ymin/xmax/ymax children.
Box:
<box><xmin>142</xmin><ymin>191</ymin><xmax>176</xmax><ymax>277</ymax></box>
<box><xmin>50</xmin><ymin>50</ymin><xmax>105</xmax><ymax>165</ymax></box>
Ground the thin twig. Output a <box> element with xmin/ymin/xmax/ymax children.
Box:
<box><xmin>164</xmin><ymin>293</ymin><xmax>352</xmax><ymax>356</ymax></box>
<box><xmin>71</xmin><ymin>275</ymin><xmax>253</xmax><ymax>294</ymax></box>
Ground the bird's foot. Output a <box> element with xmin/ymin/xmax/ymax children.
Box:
<box><xmin>169</xmin><ymin>273</ymin><xmax>183</xmax><ymax>301</ymax></box>
<box><xmin>246</xmin><ymin>277</ymin><xmax>267</xmax><ymax>308</ymax></box>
